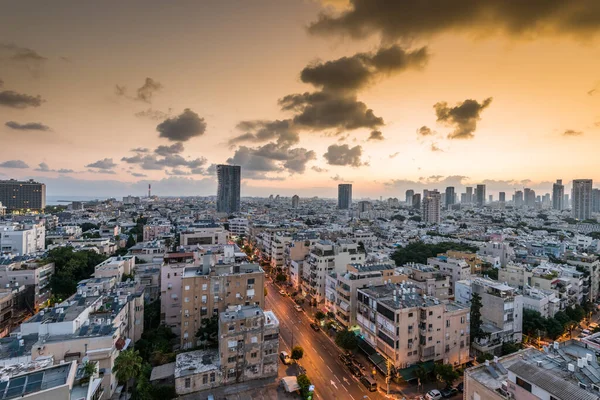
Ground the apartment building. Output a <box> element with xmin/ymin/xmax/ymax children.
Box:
<box><xmin>94</xmin><ymin>255</ymin><xmax>135</xmax><ymax>282</ymax></box>
<box><xmin>161</xmin><ymin>252</ymin><xmax>198</xmax><ymax>336</ymax></box>
<box><xmin>270</xmin><ymin>233</ymin><xmax>292</xmax><ymax>269</ymax></box>
<box><xmin>325</xmin><ymin>262</ymin><xmax>401</xmax><ymax>328</ymax></box>
<box><xmin>478</xmin><ymin>241</ymin><xmax>514</xmax><ymax>267</ymax></box>
<box><xmin>522</xmin><ymin>286</ymin><xmax>560</xmax><ymax>318</ymax></box>
<box><xmin>427</xmin><ymin>255</ymin><xmax>471</xmax><ymax>295</ymax></box>
<box><xmin>0</xmin><ymin>222</ymin><xmax>45</xmax><ymax>256</ymax></box>
<box><xmin>219</xmin><ymin>306</ymin><xmax>279</xmax><ymax>385</ymax></box>
<box><xmin>302</xmin><ymin>239</ymin><xmax>365</xmax><ymax>303</ymax></box>
<box><xmin>180</xmin><ymin>225</ymin><xmax>228</xmax><ymax>246</ymax></box>
<box><xmin>0</xmin><ymin>260</ymin><xmax>54</xmax><ymax>310</ymax></box>
<box><xmin>356</xmin><ymin>283</ymin><xmax>470</xmax><ymax>369</ymax></box>
<box><xmin>401</xmin><ymin>263</ymin><xmax>452</xmax><ymax>301</ymax></box>
<box><xmin>498</xmin><ymin>263</ymin><xmax>532</xmax><ymax>290</ymax></box>
<box><xmin>565</xmin><ymin>252</ymin><xmax>599</xmax><ymax>300</ymax></box>
<box><xmin>455</xmin><ymin>278</ymin><xmax>523</xmax><ymax>357</ymax></box>
<box><xmin>0</xmin><ymin>179</ymin><xmax>46</xmax><ymax>211</ymax></box>
<box><xmin>179</xmin><ymin>256</ymin><xmax>265</xmax><ymax>349</ymax></box>
<box><xmin>285</xmin><ymin>234</ymin><xmax>319</xmax><ymax>290</ymax></box>
<box><xmin>143</xmin><ymin>223</ymin><xmax>172</xmax><ymax>241</ymax></box>
<box><xmin>442</xmin><ymin>250</ymin><xmax>483</xmax><ymax>275</ymax></box>
<box><xmin>228</xmin><ymin>218</ymin><xmax>249</xmax><ymax>236</ymax></box>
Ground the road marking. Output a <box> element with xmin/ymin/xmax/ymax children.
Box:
<box><xmin>343</xmin><ymin>385</ymin><xmax>348</xmax><ymax>392</ymax></box>
<box><xmin>319</xmin><ymin>355</ymin><xmax>324</xmax><ymax>362</ymax></box>
<box><xmin>335</xmin><ymin>376</ymin><xmax>341</xmax><ymax>383</ymax></box>
<box><xmin>330</xmin><ymin>380</ymin><xmax>338</xmax><ymax>389</ymax></box>
<box><xmin>349</xmin><ymin>395</ymin><xmax>355</xmax><ymax>400</ymax></box>
<box><xmin>327</xmin><ymin>365</ymin><xmax>332</xmax><ymax>372</ymax></box>
<box><xmin>343</xmin><ymin>377</ymin><xmax>350</xmax><ymax>385</ymax></box>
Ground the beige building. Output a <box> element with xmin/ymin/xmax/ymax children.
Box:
<box><xmin>442</xmin><ymin>250</ymin><xmax>483</xmax><ymax>275</ymax></box>
<box><xmin>180</xmin><ymin>261</ymin><xmax>265</xmax><ymax>349</ymax></box>
<box><xmin>356</xmin><ymin>283</ymin><xmax>470</xmax><ymax>370</ymax></box>
<box><xmin>93</xmin><ymin>255</ymin><xmax>135</xmax><ymax>282</ymax></box>
<box><xmin>219</xmin><ymin>306</ymin><xmax>279</xmax><ymax>385</ymax></box>
<box><xmin>427</xmin><ymin>255</ymin><xmax>471</xmax><ymax>296</ymax></box>
<box><xmin>565</xmin><ymin>252</ymin><xmax>599</xmax><ymax>301</ymax></box>
<box><xmin>0</xmin><ymin>260</ymin><xmax>54</xmax><ymax>310</ymax></box>
<box><xmin>325</xmin><ymin>262</ymin><xmax>403</xmax><ymax>328</ymax></box>
<box><xmin>401</xmin><ymin>263</ymin><xmax>451</xmax><ymax>300</ymax></box>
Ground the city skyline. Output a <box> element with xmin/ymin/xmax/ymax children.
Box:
<box><xmin>2</xmin><ymin>1</ymin><xmax>600</xmax><ymax>198</ymax></box>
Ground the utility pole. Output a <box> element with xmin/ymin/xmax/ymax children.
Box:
<box><xmin>386</xmin><ymin>357</ymin><xmax>392</xmax><ymax>396</ymax></box>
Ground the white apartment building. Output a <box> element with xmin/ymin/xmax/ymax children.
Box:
<box><xmin>522</xmin><ymin>286</ymin><xmax>560</xmax><ymax>318</ymax></box>
<box><xmin>0</xmin><ymin>222</ymin><xmax>45</xmax><ymax>256</ymax></box>
<box><xmin>228</xmin><ymin>218</ymin><xmax>249</xmax><ymax>236</ymax></box>
<box><xmin>357</xmin><ymin>283</ymin><xmax>470</xmax><ymax>369</ymax></box>
<box><xmin>478</xmin><ymin>241</ymin><xmax>514</xmax><ymax>267</ymax></box>
<box><xmin>94</xmin><ymin>255</ymin><xmax>135</xmax><ymax>282</ymax></box>
<box><xmin>302</xmin><ymin>239</ymin><xmax>365</xmax><ymax>303</ymax></box>
<box><xmin>270</xmin><ymin>233</ymin><xmax>291</xmax><ymax>269</ymax></box>
<box><xmin>427</xmin><ymin>255</ymin><xmax>471</xmax><ymax>295</ymax></box>
<box><xmin>422</xmin><ymin>192</ymin><xmax>442</xmax><ymax>224</ymax></box>
<box><xmin>455</xmin><ymin>278</ymin><xmax>523</xmax><ymax>357</ymax></box>
<box><xmin>565</xmin><ymin>252</ymin><xmax>599</xmax><ymax>300</ymax></box>
<box><xmin>180</xmin><ymin>225</ymin><xmax>228</xmax><ymax>246</ymax></box>
<box><xmin>0</xmin><ymin>260</ymin><xmax>54</xmax><ymax>310</ymax></box>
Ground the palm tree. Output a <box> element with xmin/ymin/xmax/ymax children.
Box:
<box><xmin>113</xmin><ymin>349</ymin><xmax>143</xmax><ymax>396</ymax></box>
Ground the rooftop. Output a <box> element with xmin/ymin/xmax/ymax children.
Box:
<box><xmin>174</xmin><ymin>349</ymin><xmax>219</xmax><ymax>378</ymax></box>
<box><xmin>0</xmin><ymin>362</ymin><xmax>74</xmax><ymax>399</ymax></box>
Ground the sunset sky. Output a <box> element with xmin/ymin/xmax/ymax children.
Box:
<box><xmin>1</xmin><ymin>0</ymin><xmax>600</xmax><ymax>198</ymax></box>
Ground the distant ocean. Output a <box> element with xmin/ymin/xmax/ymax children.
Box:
<box><xmin>46</xmin><ymin>195</ymin><xmax>108</xmax><ymax>206</ymax></box>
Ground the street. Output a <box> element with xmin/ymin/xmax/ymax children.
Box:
<box><xmin>266</xmin><ymin>280</ymin><xmax>389</xmax><ymax>400</ymax></box>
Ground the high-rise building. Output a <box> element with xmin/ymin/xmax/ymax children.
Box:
<box><xmin>592</xmin><ymin>189</ymin><xmax>600</xmax><ymax>213</ymax></box>
<box><xmin>405</xmin><ymin>189</ymin><xmax>414</xmax><ymax>204</ymax></box>
<box><xmin>338</xmin><ymin>184</ymin><xmax>352</xmax><ymax>209</ymax></box>
<box><xmin>572</xmin><ymin>179</ymin><xmax>593</xmax><ymax>220</ymax></box>
<box><xmin>552</xmin><ymin>179</ymin><xmax>564</xmax><ymax>210</ymax></box>
<box><xmin>564</xmin><ymin>194</ymin><xmax>570</xmax><ymax>209</ymax></box>
<box><xmin>216</xmin><ymin>165</ymin><xmax>241</xmax><ymax>214</ymax></box>
<box><xmin>412</xmin><ymin>193</ymin><xmax>421</xmax><ymax>209</ymax></box>
<box><xmin>465</xmin><ymin>187</ymin><xmax>473</xmax><ymax>204</ymax></box>
<box><xmin>524</xmin><ymin>188</ymin><xmax>536</xmax><ymax>208</ymax></box>
<box><xmin>445</xmin><ymin>187</ymin><xmax>455</xmax><ymax>209</ymax></box>
<box><xmin>291</xmin><ymin>194</ymin><xmax>299</xmax><ymax>208</ymax></box>
<box><xmin>514</xmin><ymin>190</ymin><xmax>524</xmax><ymax>207</ymax></box>
<box><xmin>357</xmin><ymin>200</ymin><xmax>371</xmax><ymax>213</ymax></box>
<box><xmin>0</xmin><ymin>179</ymin><xmax>46</xmax><ymax>211</ymax></box>
<box><xmin>476</xmin><ymin>184</ymin><xmax>486</xmax><ymax>207</ymax></box>
<box><xmin>488</xmin><ymin>195</ymin><xmax>493</xmax><ymax>203</ymax></box>
<box><xmin>422</xmin><ymin>191</ymin><xmax>441</xmax><ymax>224</ymax></box>
<box><xmin>499</xmin><ymin>192</ymin><xmax>506</xmax><ymax>203</ymax></box>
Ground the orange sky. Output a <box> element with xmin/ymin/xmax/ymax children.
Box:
<box><xmin>1</xmin><ymin>1</ymin><xmax>599</xmax><ymax>197</ymax></box>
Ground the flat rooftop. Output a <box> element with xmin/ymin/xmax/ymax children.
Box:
<box><xmin>175</xmin><ymin>349</ymin><xmax>219</xmax><ymax>378</ymax></box>
<box><xmin>0</xmin><ymin>362</ymin><xmax>73</xmax><ymax>399</ymax></box>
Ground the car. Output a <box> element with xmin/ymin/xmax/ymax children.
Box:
<box><xmin>279</xmin><ymin>290</ymin><xmax>286</xmax><ymax>296</ymax></box>
<box><xmin>279</xmin><ymin>351</ymin><xmax>292</xmax><ymax>365</ymax></box>
<box><xmin>310</xmin><ymin>323</ymin><xmax>321</xmax><ymax>331</ymax></box>
<box><xmin>294</xmin><ymin>304</ymin><xmax>303</xmax><ymax>312</ymax></box>
<box><xmin>425</xmin><ymin>389</ymin><xmax>442</xmax><ymax>400</ymax></box>
<box><xmin>339</xmin><ymin>354</ymin><xmax>351</xmax><ymax>364</ymax></box>
<box><xmin>456</xmin><ymin>382</ymin><xmax>464</xmax><ymax>393</ymax></box>
<box><xmin>348</xmin><ymin>364</ymin><xmax>363</xmax><ymax>378</ymax></box>
<box><xmin>440</xmin><ymin>387</ymin><xmax>459</xmax><ymax>398</ymax></box>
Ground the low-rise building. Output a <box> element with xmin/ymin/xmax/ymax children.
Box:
<box><xmin>94</xmin><ymin>256</ymin><xmax>135</xmax><ymax>282</ymax></box>
<box><xmin>427</xmin><ymin>255</ymin><xmax>471</xmax><ymax>295</ymax></box>
<box><xmin>0</xmin><ymin>259</ymin><xmax>54</xmax><ymax>310</ymax></box>
<box><xmin>401</xmin><ymin>263</ymin><xmax>451</xmax><ymax>300</ymax></box>
<box><xmin>0</xmin><ymin>222</ymin><xmax>45</xmax><ymax>256</ymax></box>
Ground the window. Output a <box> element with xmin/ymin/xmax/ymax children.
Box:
<box><xmin>184</xmin><ymin>297</ymin><xmax>189</xmax><ymax>303</ymax></box>
<box><xmin>446</xmin><ymin>320</ymin><xmax>450</xmax><ymax>328</ymax></box>
<box><xmin>202</xmin><ymin>284</ymin><xmax>208</xmax><ymax>291</ymax></box>
<box><xmin>210</xmin><ymin>373</ymin><xmax>216</xmax><ymax>382</ymax></box>
<box><xmin>185</xmin><ymin>378</ymin><xmax>191</xmax><ymax>388</ymax></box>
<box><xmin>228</xmin><ymin>356</ymin><xmax>236</xmax><ymax>362</ymax></box>
<box><xmin>516</xmin><ymin>377</ymin><xmax>532</xmax><ymax>393</ymax></box>
<box><xmin>202</xmin><ymin>375</ymin><xmax>208</xmax><ymax>384</ymax></box>
<box><xmin>184</xmin><ymin>285</ymin><xmax>190</xmax><ymax>291</ymax></box>
<box><xmin>251</xmin><ymin>352</ymin><xmax>258</xmax><ymax>358</ymax></box>
<box><xmin>408</xmin><ymin>312</ymin><xmax>414</xmax><ymax>318</ymax></box>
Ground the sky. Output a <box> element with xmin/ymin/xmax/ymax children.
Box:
<box><xmin>1</xmin><ymin>0</ymin><xmax>600</xmax><ymax>198</ymax></box>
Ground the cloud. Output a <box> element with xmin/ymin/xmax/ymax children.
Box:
<box><xmin>130</xmin><ymin>172</ymin><xmax>148</xmax><ymax>178</ymax></box>
<box><xmin>417</xmin><ymin>126</ymin><xmax>434</xmax><ymax>136</ymax></box>
<box><xmin>311</xmin><ymin>166</ymin><xmax>329</xmax><ymax>173</ymax></box>
<box><xmin>155</xmin><ymin>143</ymin><xmax>184</xmax><ymax>156</ymax></box>
<box><xmin>389</xmin><ymin>152</ymin><xmax>399</xmax><ymax>159</ymax></box>
<box><xmin>0</xmin><ymin>90</ymin><xmax>44</xmax><ymax>108</ymax></box>
<box><xmin>34</xmin><ymin>162</ymin><xmax>74</xmax><ymax>173</ymax></box>
<box><xmin>323</xmin><ymin>144</ymin><xmax>366</xmax><ymax>167</ymax></box>
<box><xmin>86</xmin><ymin>158</ymin><xmax>117</xmax><ymax>170</ymax></box>
<box><xmin>227</xmin><ymin>142</ymin><xmax>315</xmax><ymax>174</ymax></box>
<box><xmin>434</xmin><ymin>98</ymin><xmax>493</xmax><ymax>139</ymax></box>
<box><xmin>115</xmin><ymin>77</ymin><xmax>163</xmax><ymax>103</ymax></box>
<box><xmin>135</xmin><ymin>108</ymin><xmax>172</xmax><ymax>120</ymax></box>
<box><xmin>308</xmin><ymin>0</ymin><xmax>600</xmax><ymax>41</ymax></box>
<box><xmin>0</xmin><ymin>160</ymin><xmax>29</xmax><ymax>169</ymax></box>
<box><xmin>300</xmin><ymin>45</ymin><xmax>428</xmax><ymax>92</ymax></box>
<box><xmin>229</xmin><ymin>119</ymin><xmax>299</xmax><ymax>147</ymax></box>
<box><xmin>5</xmin><ymin>121</ymin><xmax>50</xmax><ymax>131</ymax></box>
<box><xmin>367</xmin><ymin>130</ymin><xmax>384</xmax><ymax>141</ymax></box>
<box><xmin>88</xmin><ymin>169</ymin><xmax>116</xmax><ymax>175</ymax></box>
<box><xmin>0</xmin><ymin>43</ymin><xmax>47</xmax><ymax>76</ymax></box>
<box><xmin>331</xmin><ymin>174</ymin><xmax>352</xmax><ymax>182</ymax></box>
<box><xmin>563</xmin><ymin>129</ymin><xmax>583</xmax><ymax>136</ymax></box>
<box><xmin>156</xmin><ymin>108</ymin><xmax>207</xmax><ymax>142</ymax></box>
<box><xmin>131</xmin><ymin>147</ymin><xmax>149</xmax><ymax>153</ymax></box>
<box><xmin>431</xmin><ymin>143</ymin><xmax>443</xmax><ymax>152</ymax></box>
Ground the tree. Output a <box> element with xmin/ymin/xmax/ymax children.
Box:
<box><xmin>335</xmin><ymin>329</ymin><xmax>358</xmax><ymax>352</ymax></box>
<box><xmin>476</xmin><ymin>353</ymin><xmax>494</xmax><ymax>363</ymax></box>
<box><xmin>501</xmin><ymin>342</ymin><xmax>521</xmax><ymax>356</ymax></box>
<box><xmin>47</xmin><ymin>247</ymin><xmax>108</xmax><ymax>300</ymax></box>
<box><xmin>564</xmin><ymin>321</ymin><xmax>578</xmax><ymax>339</ymax></box>
<box><xmin>391</xmin><ymin>241</ymin><xmax>479</xmax><ymax>266</ymax></box>
<box><xmin>291</xmin><ymin>346</ymin><xmax>304</xmax><ymax>361</ymax></box>
<box><xmin>196</xmin><ymin>316</ymin><xmax>219</xmax><ymax>348</ymax></box>
<box><xmin>126</xmin><ymin>235</ymin><xmax>137</xmax><ymax>249</ymax></box>
<box><xmin>470</xmin><ymin>293</ymin><xmax>487</xmax><ymax>344</ymax></box>
<box><xmin>81</xmin><ymin>361</ymin><xmax>97</xmax><ymax>383</ymax></box>
<box><xmin>414</xmin><ymin>364</ymin><xmax>430</xmax><ymax>389</ymax></box>
<box><xmin>522</xmin><ymin>310</ymin><xmax>546</xmax><ymax>336</ymax></box>
<box><xmin>434</xmin><ymin>363</ymin><xmax>459</xmax><ymax>388</ymax></box>
<box><xmin>297</xmin><ymin>374</ymin><xmax>313</xmax><ymax>399</ymax></box>
<box><xmin>113</xmin><ymin>349</ymin><xmax>143</xmax><ymax>395</ymax></box>
<box><xmin>544</xmin><ymin>318</ymin><xmax>564</xmax><ymax>340</ymax></box>
<box><xmin>314</xmin><ymin>311</ymin><xmax>326</xmax><ymax>321</ymax></box>
<box><xmin>275</xmin><ymin>273</ymin><xmax>287</xmax><ymax>283</ymax></box>
<box><xmin>566</xmin><ymin>305</ymin><xmax>586</xmax><ymax>322</ymax></box>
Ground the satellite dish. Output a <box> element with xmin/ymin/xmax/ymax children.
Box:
<box><xmin>82</xmin><ymin>356</ymin><xmax>89</xmax><ymax>364</ymax></box>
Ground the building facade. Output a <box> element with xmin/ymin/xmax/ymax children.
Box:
<box><xmin>338</xmin><ymin>184</ymin><xmax>352</xmax><ymax>210</ymax></box>
<box><xmin>216</xmin><ymin>165</ymin><xmax>241</xmax><ymax>214</ymax></box>
<box><xmin>572</xmin><ymin>179</ymin><xmax>593</xmax><ymax>220</ymax></box>
<box><xmin>0</xmin><ymin>179</ymin><xmax>46</xmax><ymax>211</ymax></box>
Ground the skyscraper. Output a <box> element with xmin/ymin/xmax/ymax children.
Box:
<box><xmin>0</xmin><ymin>179</ymin><xmax>46</xmax><ymax>211</ymax></box>
<box><xmin>476</xmin><ymin>184</ymin><xmax>486</xmax><ymax>207</ymax></box>
<box><xmin>572</xmin><ymin>179</ymin><xmax>593</xmax><ymax>220</ymax></box>
<box><xmin>412</xmin><ymin>193</ymin><xmax>421</xmax><ymax>209</ymax></box>
<box><xmin>405</xmin><ymin>190</ymin><xmax>414</xmax><ymax>204</ymax></box>
<box><xmin>465</xmin><ymin>187</ymin><xmax>473</xmax><ymax>204</ymax></box>
<box><xmin>524</xmin><ymin>188</ymin><xmax>536</xmax><ymax>208</ymax></box>
<box><xmin>499</xmin><ymin>192</ymin><xmax>506</xmax><ymax>203</ymax></box>
<box><xmin>445</xmin><ymin>187</ymin><xmax>455</xmax><ymax>209</ymax></box>
<box><xmin>593</xmin><ymin>189</ymin><xmax>600</xmax><ymax>213</ymax></box>
<box><xmin>514</xmin><ymin>190</ymin><xmax>524</xmax><ymax>207</ymax></box>
<box><xmin>338</xmin><ymin>184</ymin><xmax>352</xmax><ymax>209</ymax></box>
<box><xmin>422</xmin><ymin>191</ymin><xmax>441</xmax><ymax>224</ymax></box>
<box><xmin>216</xmin><ymin>165</ymin><xmax>241</xmax><ymax>214</ymax></box>
<box><xmin>291</xmin><ymin>194</ymin><xmax>299</xmax><ymax>208</ymax></box>
<box><xmin>552</xmin><ymin>179</ymin><xmax>564</xmax><ymax>210</ymax></box>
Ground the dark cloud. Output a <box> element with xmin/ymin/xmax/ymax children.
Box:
<box><xmin>115</xmin><ymin>85</ymin><xmax>126</xmax><ymax>96</ymax></box>
<box><xmin>227</xmin><ymin>142</ymin><xmax>315</xmax><ymax>174</ymax></box>
<box><xmin>0</xmin><ymin>90</ymin><xmax>44</xmax><ymax>108</ymax></box>
<box><xmin>131</xmin><ymin>147</ymin><xmax>149</xmax><ymax>153</ymax></box>
<box><xmin>34</xmin><ymin>162</ymin><xmax>75</xmax><ymax>173</ymax></box>
<box><xmin>88</xmin><ymin>169</ymin><xmax>116</xmax><ymax>175</ymax></box>
<box><xmin>417</xmin><ymin>126</ymin><xmax>434</xmax><ymax>136</ymax></box>
<box><xmin>229</xmin><ymin>119</ymin><xmax>299</xmax><ymax>146</ymax></box>
<box><xmin>34</xmin><ymin>162</ymin><xmax>50</xmax><ymax>172</ymax></box>
<box><xmin>155</xmin><ymin>143</ymin><xmax>184</xmax><ymax>156</ymax></box>
<box><xmin>367</xmin><ymin>130</ymin><xmax>384</xmax><ymax>141</ymax></box>
<box><xmin>135</xmin><ymin>108</ymin><xmax>172</xmax><ymax>120</ymax></box>
<box><xmin>130</xmin><ymin>172</ymin><xmax>147</xmax><ymax>178</ymax></box>
<box><xmin>323</xmin><ymin>144</ymin><xmax>365</xmax><ymax>167</ymax></box>
<box><xmin>86</xmin><ymin>158</ymin><xmax>117</xmax><ymax>170</ymax></box>
<box><xmin>300</xmin><ymin>45</ymin><xmax>427</xmax><ymax>91</ymax></box>
<box><xmin>0</xmin><ymin>160</ymin><xmax>29</xmax><ymax>169</ymax></box>
<box><xmin>5</xmin><ymin>121</ymin><xmax>50</xmax><ymax>131</ymax></box>
<box><xmin>309</xmin><ymin>0</ymin><xmax>600</xmax><ymax>41</ymax></box>
<box><xmin>0</xmin><ymin>43</ymin><xmax>47</xmax><ymax>76</ymax></box>
<box><xmin>115</xmin><ymin>77</ymin><xmax>163</xmax><ymax>103</ymax></box>
<box><xmin>331</xmin><ymin>174</ymin><xmax>352</xmax><ymax>182</ymax></box>
<box><xmin>156</xmin><ymin>108</ymin><xmax>207</xmax><ymax>142</ymax></box>
<box><xmin>563</xmin><ymin>129</ymin><xmax>583</xmax><ymax>136</ymax></box>
<box><xmin>166</xmin><ymin>169</ymin><xmax>191</xmax><ymax>176</ymax></box>
<box><xmin>57</xmin><ymin>168</ymin><xmax>75</xmax><ymax>174</ymax></box>
<box><xmin>311</xmin><ymin>166</ymin><xmax>329</xmax><ymax>173</ymax></box>
<box><xmin>434</xmin><ymin>98</ymin><xmax>493</xmax><ymax>139</ymax></box>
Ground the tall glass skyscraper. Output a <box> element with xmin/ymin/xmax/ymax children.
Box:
<box><xmin>216</xmin><ymin>165</ymin><xmax>241</xmax><ymax>213</ymax></box>
<box><xmin>338</xmin><ymin>184</ymin><xmax>352</xmax><ymax>209</ymax></box>
<box><xmin>572</xmin><ymin>179</ymin><xmax>593</xmax><ymax>220</ymax></box>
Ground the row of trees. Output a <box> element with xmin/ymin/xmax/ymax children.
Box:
<box><xmin>47</xmin><ymin>247</ymin><xmax>108</xmax><ymax>301</ymax></box>
<box><xmin>523</xmin><ymin>304</ymin><xmax>592</xmax><ymax>340</ymax></box>
<box><xmin>391</xmin><ymin>241</ymin><xmax>479</xmax><ymax>266</ymax></box>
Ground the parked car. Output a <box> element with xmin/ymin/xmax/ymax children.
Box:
<box><xmin>310</xmin><ymin>323</ymin><xmax>320</xmax><ymax>331</ymax></box>
<box><xmin>279</xmin><ymin>290</ymin><xmax>286</xmax><ymax>296</ymax></box>
<box><xmin>425</xmin><ymin>389</ymin><xmax>442</xmax><ymax>400</ymax></box>
<box><xmin>280</xmin><ymin>351</ymin><xmax>292</xmax><ymax>365</ymax></box>
<box><xmin>348</xmin><ymin>364</ymin><xmax>363</xmax><ymax>378</ymax></box>
<box><xmin>441</xmin><ymin>387</ymin><xmax>458</xmax><ymax>398</ymax></box>
<box><xmin>360</xmin><ymin>375</ymin><xmax>377</xmax><ymax>392</ymax></box>
<box><xmin>339</xmin><ymin>354</ymin><xmax>351</xmax><ymax>365</ymax></box>
<box><xmin>456</xmin><ymin>382</ymin><xmax>464</xmax><ymax>393</ymax></box>
<box><xmin>294</xmin><ymin>304</ymin><xmax>303</xmax><ymax>312</ymax></box>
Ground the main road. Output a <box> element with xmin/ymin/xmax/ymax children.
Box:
<box><xmin>265</xmin><ymin>279</ymin><xmax>390</xmax><ymax>400</ymax></box>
